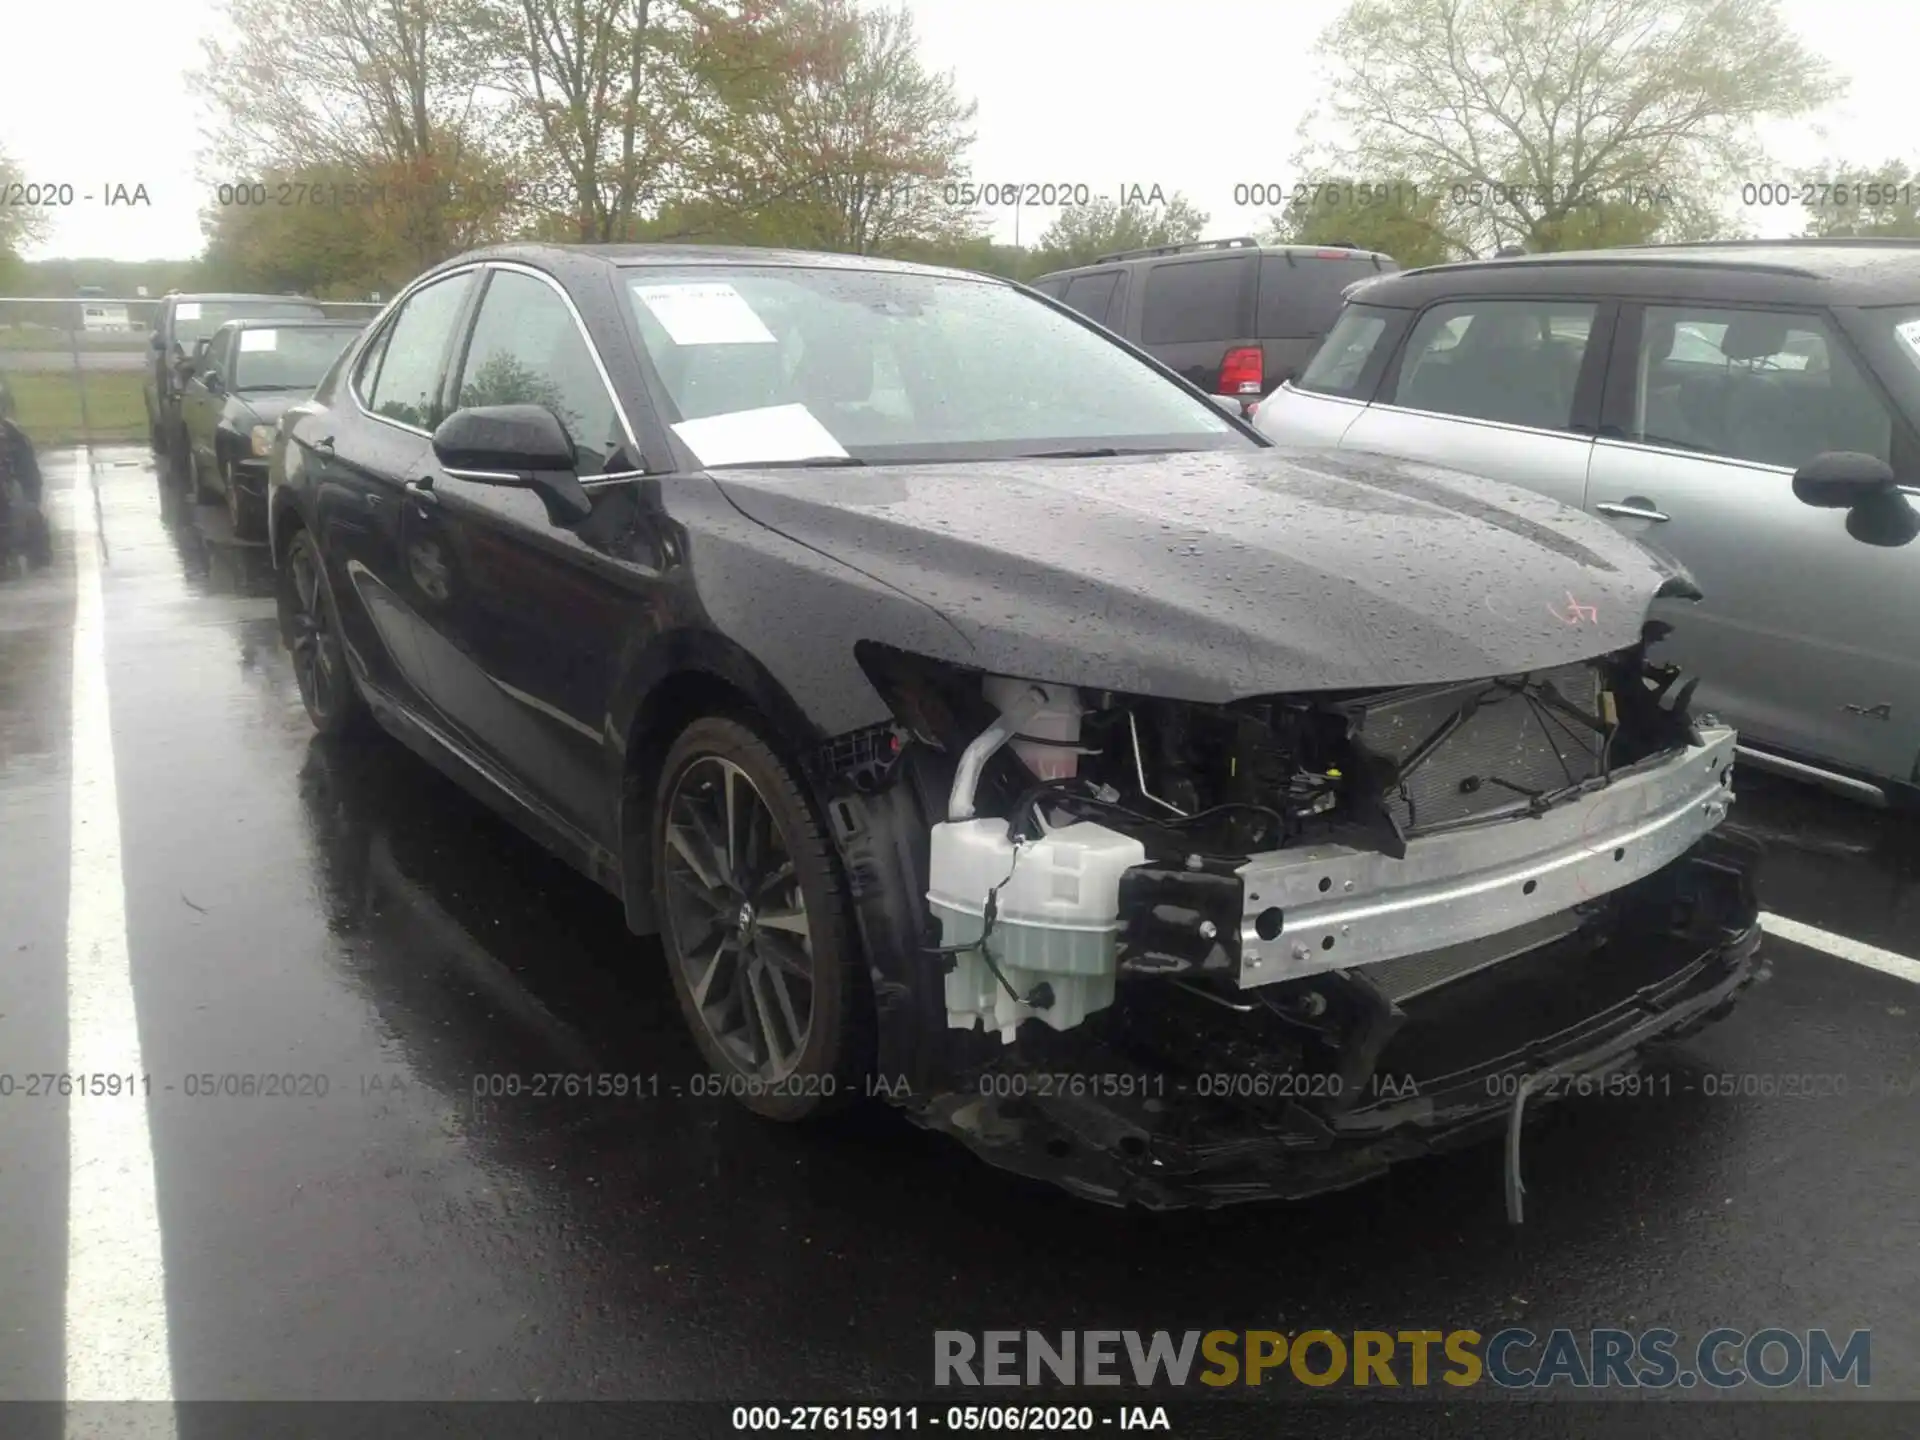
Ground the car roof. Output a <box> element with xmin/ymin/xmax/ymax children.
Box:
<box><xmin>1033</xmin><ymin>242</ymin><xmax>1394</xmax><ymax>284</ymax></box>
<box><xmin>1352</xmin><ymin>239</ymin><xmax>1920</xmax><ymax>309</ymax></box>
<box><xmin>167</xmin><ymin>293</ymin><xmax>326</xmax><ymax>304</ymax></box>
<box><xmin>437</xmin><ymin>241</ymin><xmax>996</xmax><ymax>285</ymax></box>
<box><xmin>208</xmin><ymin>317</ymin><xmax>363</xmax><ymax>330</ymax></box>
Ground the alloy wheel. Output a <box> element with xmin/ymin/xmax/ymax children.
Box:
<box><xmin>662</xmin><ymin>755</ymin><xmax>815</xmax><ymax>1081</ymax></box>
<box><xmin>288</xmin><ymin>541</ymin><xmax>345</xmax><ymax>721</ymax></box>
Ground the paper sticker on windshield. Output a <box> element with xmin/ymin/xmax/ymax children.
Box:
<box><xmin>633</xmin><ymin>283</ymin><xmax>776</xmax><ymax>346</ymax></box>
<box><xmin>239</xmin><ymin>329</ymin><xmax>278</xmax><ymax>351</ymax></box>
<box><xmin>1898</xmin><ymin>319</ymin><xmax>1920</xmax><ymax>357</ymax></box>
<box><xmin>670</xmin><ymin>404</ymin><xmax>849</xmax><ymax>466</ymax></box>
<box><xmin>176</xmin><ymin>302</ymin><xmax>202</xmax><ymax>321</ymax></box>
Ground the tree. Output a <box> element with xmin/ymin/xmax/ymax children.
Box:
<box><xmin>707</xmin><ymin>0</ymin><xmax>980</xmax><ymax>255</ymax></box>
<box><xmin>476</xmin><ymin>0</ymin><xmax>789</xmax><ymax>243</ymax></box>
<box><xmin>1262</xmin><ymin>178</ymin><xmax>1456</xmax><ymax>266</ymax></box>
<box><xmin>1798</xmin><ymin>161</ymin><xmax>1920</xmax><ymax>238</ymax></box>
<box><xmin>1297</xmin><ymin>0</ymin><xmax>1839</xmax><ymax>256</ymax></box>
<box><xmin>0</xmin><ymin>146</ymin><xmax>51</xmax><ymax>264</ymax></box>
<box><xmin>193</xmin><ymin>0</ymin><xmax>528</xmax><ymax>271</ymax></box>
<box><xmin>199</xmin><ymin>166</ymin><xmax>397</xmax><ymax>296</ymax></box>
<box><xmin>1031</xmin><ymin>193</ymin><xmax>1209</xmax><ymax>270</ymax></box>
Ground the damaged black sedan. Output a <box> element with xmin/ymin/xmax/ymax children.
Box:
<box><xmin>268</xmin><ymin>243</ymin><xmax>1762</xmax><ymax>1214</ymax></box>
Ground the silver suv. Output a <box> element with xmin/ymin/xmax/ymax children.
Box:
<box><xmin>1255</xmin><ymin>240</ymin><xmax>1920</xmax><ymax>807</ymax></box>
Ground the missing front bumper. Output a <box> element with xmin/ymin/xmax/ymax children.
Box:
<box><xmin>1233</xmin><ymin>725</ymin><xmax>1737</xmax><ymax>987</ymax></box>
<box><xmin>908</xmin><ymin>829</ymin><xmax>1763</xmax><ymax>1211</ymax></box>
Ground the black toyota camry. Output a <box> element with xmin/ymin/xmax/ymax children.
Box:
<box><xmin>267</xmin><ymin>243</ymin><xmax>1762</xmax><ymax>1213</ymax></box>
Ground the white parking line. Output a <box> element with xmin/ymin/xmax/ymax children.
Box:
<box><xmin>64</xmin><ymin>475</ymin><xmax>178</xmax><ymax>1421</ymax></box>
<box><xmin>1762</xmin><ymin>910</ymin><xmax>1920</xmax><ymax>986</ymax></box>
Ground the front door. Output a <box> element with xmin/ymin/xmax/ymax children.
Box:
<box><xmin>1588</xmin><ymin>303</ymin><xmax>1920</xmax><ymax>785</ymax></box>
<box><xmin>397</xmin><ymin>265</ymin><xmax>658</xmax><ymax>848</ymax></box>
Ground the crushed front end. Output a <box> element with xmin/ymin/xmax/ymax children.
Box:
<box><xmin>817</xmin><ymin>627</ymin><xmax>1762</xmax><ymax>1214</ymax></box>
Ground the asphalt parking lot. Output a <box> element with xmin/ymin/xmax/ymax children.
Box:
<box><xmin>2</xmin><ymin>446</ymin><xmax>1917</xmax><ymax>1434</ymax></box>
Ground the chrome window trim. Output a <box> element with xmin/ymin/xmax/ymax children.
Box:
<box><xmin>1360</xmin><ymin>398</ymin><xmax>1595</xmax><ymax>444</ymax></box>
<box><xmin>347</xmin><ymin>264</ymin><xmax>484</xmax><ymax>440</ymax></box>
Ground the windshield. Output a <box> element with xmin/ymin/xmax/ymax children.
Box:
<box><xmin>622</xmin><ymin>265</ymin><xmax>1248</xmax><ymax>467</ymax></box>
<box><xmin>230</xmin><ymin>327</ymin><xmax>359</xmax><ymax>391</ymax></box>
<box><xmin>173</xmin><ymin>300</ymin><xmax>324</xmax><ymax>349</ymax></box>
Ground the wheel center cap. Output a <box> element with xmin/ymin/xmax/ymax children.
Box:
<box><xmin>736</xmin><ymin>901</ymin><xmax>755</xmax><ymax>939</ymax></box>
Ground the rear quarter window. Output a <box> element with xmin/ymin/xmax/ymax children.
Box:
<box><xmin>1060</xmin><ymin>271</ymin><xmax>1123</xmax><ymax>326</ymax></box>
<box><xmin>1141</xmin><ymin>255</ymin><xmax>1255</xmax><ymax>345</ymax></box>
<box><xmin>1295</xmin><ymin>304</ymin><xmax>1398</xmax><ymax>398</ymax></box>
<box><xmin>1257</xmin><ymin>255</ymin><xmax>1392</xmax><ymax>338</ymax></box>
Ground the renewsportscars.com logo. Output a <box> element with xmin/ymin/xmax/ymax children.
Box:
<box><xmin>933</xmin><ymin>1328</ymin><xmax>1871</xmax><ymax>1390</ymax></box>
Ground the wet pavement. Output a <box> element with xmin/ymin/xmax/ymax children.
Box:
<box><xmin>2</xmin><ymin>447</ymin><xmax>1918</xmax><ymax>1422</ymax></box>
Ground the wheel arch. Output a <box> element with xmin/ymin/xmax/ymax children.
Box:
<box><xmin>614</xmin><ymin>629</ymin><xmax>837</xmax><ymax>937</ymax></box>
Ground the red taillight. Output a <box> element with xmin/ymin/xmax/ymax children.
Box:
<box><xmin>1219</xmin><ymin>346</ymin><xmax>1264</xmax><ymax>396</ymax></box>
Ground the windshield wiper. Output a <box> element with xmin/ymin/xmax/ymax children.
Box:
<box><xmin>1016</xmin><ymin>446</ymin><xmax>1176</xmax><ymax>459</ymax></box>
<box><xmin>710</xmin><ymin>456</ymin><xmax>867</xmax><ymax>469</ymax></box>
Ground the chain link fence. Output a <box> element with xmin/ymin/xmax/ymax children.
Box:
<box><xmin>0</xmin><ymin>297</ymin><xmax>385</xmax><ymax>448</ymax></box>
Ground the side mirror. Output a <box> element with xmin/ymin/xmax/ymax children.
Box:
<box><xmin>205</xmin><ymin>369</ymin><xmax>224</xmax><ymax>395</ymax></box>
<box><xmin>1792</xmin><ymin>451</ymin><xmax>1918</xmax><ymax>548</ymax></box>
<box><xmin>431</xmin><ymin>404</ymin><xmax>593</xmax><ymax>526</ymax></box>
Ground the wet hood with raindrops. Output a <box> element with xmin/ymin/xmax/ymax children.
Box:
<box><xmin>711</xmin><ymin>445</ymin><xmax>1680</xmax><ymax>700</ymax></box>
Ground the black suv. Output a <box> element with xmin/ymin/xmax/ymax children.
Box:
<box><xmin>1031</xmin><ymin>237</ymin><xmax>1398</xmax><ymax>404</ymax></box>
<box><xmin>146</xmin><ymin>292</ymin><xmax>327</xmax><ymax>478</ymax></box>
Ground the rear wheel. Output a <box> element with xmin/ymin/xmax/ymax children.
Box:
<box><xmin>653</xmin><ymin>716</ymin><xmax>870</xmax><ymax>1120</ymax></box>
<box><xmin>282</xmin><ymin>528</ymin><xmax>368</xmax><ymax>737</ymax></box>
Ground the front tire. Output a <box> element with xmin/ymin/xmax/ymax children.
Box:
<box><xmin>282</xmin><ymin>528</ymin><xmax>369</xmax><ymax>737</ymax></box>
<box><xmin>224</xmin><ymin>458</ymin><xmax>264</xmax><ymax>541</ymax></box>
<box><xmin>653</xmin><ymin>715</ymin><xmax>871</xmax><ymax>1120</ymax></box>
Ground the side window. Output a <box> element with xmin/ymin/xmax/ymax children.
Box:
<box><xmin>1141</xmin><ymin>256</ymin><xmax>1253</xmax><ymax>345</ymax></box>
<box><xmin>1631</xmin><ymin>305</ymin><xmax>1891</xmax><ymax>469</ymax></box>
<box><xmin>1256</xmin><ymin>255</ymin><xmax>1381</xmax><ymax>338</ymax></box>
<box><xmin>1295</xmin><ymin>305</ymin><xmax>1394</xmax><ymax>398</ymax></box>
<box><xmin>455</xmin><ymin>270</ymin><xmax>627</xmax><ymax>475</ymax></box>
<box><xmin>1061</xmin><ymin>271</ymin><xmax>1122</xmax><ymax>327</ymax></box>
<box><xmin>212</xmin><ymin>332</ymin><xmax>236</xmax><ymax>380</ymax></box>
<box><xmin>1390</xmin><ymin>298</ymin><xmax>1599</xmax><ymax>432</ymax></box>
<box><xmin>1031</xmin><ymin>277</ymin><xmax>1069</xmax><ymax>299</ymax></box>
<box><xmin>364</xmin><ymin>273</ymin><xmax>474</xmax><ymax>429</ymax></box>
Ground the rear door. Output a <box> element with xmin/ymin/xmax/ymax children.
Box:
<box><xmin>1255</xmin><ymin>251</ymin><xmax>1396</xmax><ymax>389</ymax></box>
<box><xmin>306</xmin><ymin>270</ymin><xmax>478</xmax><ymax>713</ymax></box>
<box><xmin>1337</xmin><ymin>295</ymin><xmax>1612</xmax><ymax>509</ymax></box>
<box><xmin>1589</xmin><ymin>302</ymin><xmax>1920</xmax><ymax>786</ymax></box>
<box><xmin>1137</xmin><ymin>252</ymin><xmax>1258</xmax><ymax>393</ymax></box>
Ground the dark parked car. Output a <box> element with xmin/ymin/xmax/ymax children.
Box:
<box><xmin>1030</xmin><ymin>237</ymin><xmax>1398</xmax><ymax>407</ymax></box>
<box><xmin>178</xmin><ymin>318</ymin><xmax>364</xmax><ymax>538</ymax></box>
<box><xmin>146</xmin><ymin>292</ymin><xmax>326</xmax><ymax>479</ymax></box>
<box><xmin>1256</xmin><ymin>239</ymin><xmax>1920</xmax><ymax>806</ymax></box>
<box><xmin>268</xmin><ymin>243</ymin><xmax>1759</xmax><ymax>1212</ymax></box>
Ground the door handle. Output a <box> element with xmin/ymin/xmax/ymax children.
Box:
<box><xmin>1596</xmin><ymin>501</ymin><xmax>1670</xmax><ymax>522</ymax></box>
<box><xmin>314</xmin><ymin>435</ymin><xmax>335</xmax><ymax>452</ymax></box>
<box><xmin>405</xmin><ymin>475</ymin><xmax>439</xmax><ymax>512</ymax></box>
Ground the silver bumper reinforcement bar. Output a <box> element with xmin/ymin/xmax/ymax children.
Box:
<box><xmin>1234</xmin><ymin>725</ymin><xmax>1738</xmax><ymax>989</ymax></box>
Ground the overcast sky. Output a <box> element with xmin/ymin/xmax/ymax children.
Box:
<box><xmin>4</xmin><ymin>0</ymin><xmax>1916</xmax><ymax>264</ymax></box>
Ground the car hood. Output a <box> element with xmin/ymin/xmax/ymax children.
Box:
<box><xmin>231</xmin><ymin>392</ymin><xmax>299</xmax><ymax>427</ymax></box>
<box><xmin>711</xmin><ymin>447</ymin><xmax>1685</xmax><ymax>700</ymax></box>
